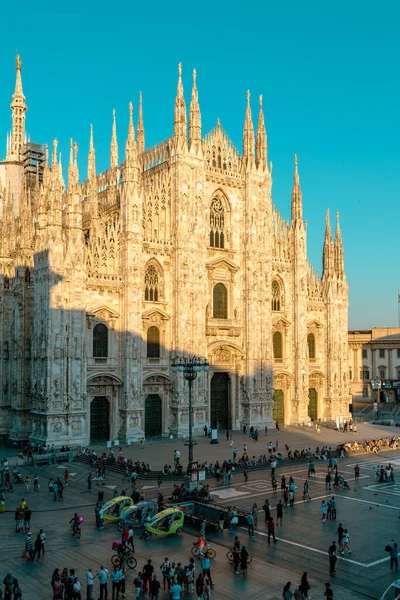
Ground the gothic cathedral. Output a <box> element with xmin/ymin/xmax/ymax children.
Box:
<box><xmin>0</xmin><ymin>58</ymin><xmax>349</xmax><ymax>445</ymax></box>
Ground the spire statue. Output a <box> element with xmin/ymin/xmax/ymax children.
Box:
<box><xmin>6</xmin><ymin>54</ymin><xmax>28</xmax><ymax>162</ymax></box>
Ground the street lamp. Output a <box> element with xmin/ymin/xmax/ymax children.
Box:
<box><xmin>171</xmin><ymin>355</ymin><xmax>209</xmax><ymax>472</ymax></box>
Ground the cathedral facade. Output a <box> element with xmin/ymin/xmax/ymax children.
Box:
<box><xmin>0</xmin><ymin>58</ymin><xmax>350</xmax><ymax>445</ymax></box>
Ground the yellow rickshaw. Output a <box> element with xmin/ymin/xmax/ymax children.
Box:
<box><xmin>101</xmin><ymin>496</ymin><xmax>134</xmax><ymax>522</ymax></box>
<box><xmin>142</xmin><ymin>507</ymin><xmax>184</xmax><ymax>540</ymax></box>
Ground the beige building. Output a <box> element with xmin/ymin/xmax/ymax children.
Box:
<box><xmin>348</xmin><ymin>328</ymin><xmax>400</xmax><ymax>403</ymax></box>
<box><xmin>0</xmin><ymin>58</ymin><xmax>350</xmax><ymax>445</ymax></box>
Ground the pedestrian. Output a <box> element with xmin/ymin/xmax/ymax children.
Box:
<box><xmin>342</xmin><ymin>529</ymin><xmax>351</xmax><ymax>554</ymax></box>
<box><xmin>282</xmin><ymin>581</ymin><xmax>293</xmax><ymax>599</ymax></box>
<box><xmin>354</xmin><ymin>464</ymin><xmax>360</xmax><ymax>481</ymax></box>
<box><xmin>150</xmin><ymin>574</ymin><xmax>161</xmax><ymax>600</ymax></box>
<box><xmin>170</xmin><ymin>577</ymin><xmax>182</xmax><ymax>600</ymax></box>
<box><xmin>87</xmin><ymin>474</ymin><xmax>92</xmax><ymax>492</ymax></box>
<box><xmin>218</xmin><ymin>510</ymin><xmax>225</xmax><ymax>532</ymax></box>
<box><xmin>273</xmin><ymin>501</ymin><xmax>282</xmax><ymax>527</ymax></box>
<box><xmin>251</xmin><ymin>503</ymin><xmax>258</xmax><ymax>526</ymax></box>
<box><xmin>300</xmin><ymin>572</ymin><xmax>310</xmax><ymax>599</ymax></box>
<box><xmin>52</xmin><ymin>569</ymin><xmax>63</xmax><ymax>599</ymax></box>
<box><xmin>226</xmin><ymin>430</ymin><xmax>230</xmax><ymax>441</ymax></box>
<box><xmin>58</xmin><ymin>481</ymin><xmax>64</xmax><ymax>501</ymax></box>
<box><xmin>128</xmin><ymin>526</ymin><xmax>135</xmax><ymax>551</ymax></box>
<box><xmin>52</xmin><ymin>481</ymin><xmax>58</xmax><ymax>502</ymax></box>
<box><xmin>64</xmin><ymin>469</ymin><xmax>70</xmax><ymax>486</ymax></box>
<box><xmin>86</xmin><ymin>568</ymin><xmax>94</xmax><ymax>600</ymax></box>
<box><xmin>24</xmin><ymin>507</ymin><xmax>31</xmax><ymax>532</ymax></box>
<box><xmin>160</xmin><ymin>558</ymin><xmax>171</xmax><ymax>590</ymax></box>
<box><xmin>387</xmin><ymin>539</ymin><xmax>399</xmax><ymax>570</ymax></box>
<box><xmin>326</xmin><ymin>498</ymin><xmax>333</xmax><ymax>520</ymax></box>
<box><xmin>98</xmin><ymin>565</ymin><xmax>109</xmax><ymax>600</ymax></box>
<box><xmin>289</xmin><ymin>490</ymin><xmax>295</xmax><ymax>508</ymax></box>
<box><xmin>195</xmin><ymin>573</ymin><xmax>205</xmax><ymax>599</ymax></box>
<box><xmin>325</xmin><ymin>472</ymin><xmax>332</xmax><ymax>491</ymax></box>
<box><xmin>240</xmin><ymin>546</ymin><xmax>248</xmax><ymax>575</ymax></box>
<box><xmin>3</xmin><ymin>572</ymin><xmax>18</xmax><ymax>600</ymax></box>
<box><xmin>201</xmin><ymin>553</ymin><xmax>213</xmax><ymax>587</ymax></box>
<box><xmin>328</xmin><ymin>541</ymin><xmax>337</xmax><ymax>575</ymax></box>
<box><xmin>110</xmin><ymin>565</ymin><xmax>121</xmax><ymax>600</ymax></box>
<box><xmin>24</xmin><ymin>475</ymin><xmax>30</xmax><ymax>493</ymax></box>
<box><xmin>271</xmin><ymin>476</ymin><xmax>278</xmax><ymax>492</ymax></box>
<box><xmin>73</xmin><ymin>576</ymin><xmax>82</xmax><ymax>600</ymax></box>
<box><xmin>142</xmin><ymin>559</ymin><xmax>154</xmax><ymax>594</ymax></box>
<box><xmin>232</xmin><ymin>447</ymin><xmax>237</xmax><ymax>460</ymax></box>
<box><xmin>324</xmin><ymin>582</ymin><xmax>333</xmax><ymax>599</ymax></box>
<box><xmin>24</xmin><ymin>530</ymin><xmax>34</xmax><ymax>560</ymax></box>
<box><xmin>336</xmin><ymin>523</ymin><xmax>344</xmax><ymax>552</ymax></box>
<box><xmin>321</xmin><ymin>501</ymin><xmax>327</xmax><ymax>523</ymax></box>
<box><xmin>247</xmin><ymin>512</ymin><xmax>254</xmax><ymax>537</ymax></box>
<box><xmin>33</xmin><ymin>474</ymin><xmax>39</xmax><ymax>492</ymax></box>
<box><xmin>331</xmin><ymin>496</ymin><xmax>337</xmax><ymax>520</ymax></box>
<box><xmin>232</xmin><ymin>547</ymin><xmax>240</xmax><ymax>574</ymax></box>
<box><xmin>243</xmin><ymin>467</ymin><xmax>248</xmax><ymax>482</ymax></box>
<box><xmin>303</xmin><ymin>480</ymin><xmax>310</xmax><ymax>501</ymax></box>
<box><xmin>48</xmin><ymin>478</ymin><xmax>54</xmax><ymax>496</ymax></box>
<box><xmin>140</xmin><ymin>438</ymin><xmax>145</xmax><ymax>449</ymax></box>
<box><xmin>267</xmin><ymin>517</ymin><xmax>276</xmax><ymax>544</ymax></box>
<box><xmin>134</xmin><ymin>572</ymin><xmax>144</xmax><ymax>598</ymax></box>
<box><xmin>283</xmin><ymin>488</ymin><xmax>289</xmax><ymax>508</ymax></box>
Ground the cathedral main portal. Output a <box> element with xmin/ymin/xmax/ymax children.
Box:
<box><xmin>145</xmin><ymin>394</ymin><xmax>162</xmax><ymax>438</ymax></box>
<box><xmin>211</xmin><ymin>373</ymin><xmax>230</xmax><ymax>430</ymax></box>
<box><xmin>90</xmin><ymin>396</ymin><xmax>110</xmax><ymax>441</ymax></box>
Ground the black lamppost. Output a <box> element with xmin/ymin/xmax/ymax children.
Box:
<box><xmin>171</xmin><ymin>355</ymin><xmax>209</xmax><ymax>471</ymax></box>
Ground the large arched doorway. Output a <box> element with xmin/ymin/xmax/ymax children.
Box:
<box><xmin>211</xmin><ymin>372</ymin><xmax>230</xmax><ymax>429</ymax></box>
<box><xmin>145</xmin><ymin>395</ymin><xmax>162</xmax><ymax>438</ymax></box>
<box><xmin>308</xmin><ymin>388</ymin><xmax>318</xmax><ymax>421</ymax></box>
<box><xmin>90</xmin><ymin>396</ymin><xmax>110</xmax><ymax>441</ymax></box>
<box><xmin>272</xmin><ymin>390</ymin><xmax>284</xmax><ymax>424</ymax></box>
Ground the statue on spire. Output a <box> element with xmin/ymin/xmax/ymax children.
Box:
<box><xmin>174</xmin><ymin>62</ymin><xmax>187</xmax><ymax>150</ymax></box>
<box><xmin>255</xmin><ymin>94</ymin><xmax>267</xmax><ymax>170</ymax></box>
<box><xmin>6</xmin><ymin>54</ymin><xmax>27</xmax><ymax>162</ymax></box>
<box><xmin>243</xmin><ymin>90</ymin><xmax>255</xmax><ymax>168</ymax></box>
<box><xmin>189</xmin><ymin>68</ymin><xmax>201</xmax><ymax>151</ymax></box>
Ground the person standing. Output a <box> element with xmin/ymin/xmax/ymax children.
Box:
<box><xmin>24</xmin><ymin>475</ymin><xmax>31</xmax><ymax>493</ymax></box>
<box><xmin>303</xmin><ymin>481</ymin><xmax>310</xmax><ymax>501</ymax></box>
<box><xmin>134</xmin><ymin>572</ymin><xmax>144</xmax><ymax>599</ymax></box>
<box><xmin>232</xmin><ymin>447</ymin><xmax>237</xmax><ymax>460</ymax></box>
<box><xmin>160</xmin><ymin>558</ymin><xmax>171</xmax><ymax>590</ymax></box>
<box><xmin>289</xmin><ymin>490</ymin><xmax>295</xmax><ymax>508</ymax></box>
<box><xmin>24</xmin><ymin>507</ymin><xmax>31</xmax><ymax>532</ymax></box>
<box><xmin>201</xmin><ymin>554</ymin><xmax>213</xmax><ymax>587</ymax></box>
<box><xmin>247</xmin><ymin>512</ymin><xmax>254</xmax><ymax>538</ymax></box>
<box><xmin>87</xmin><ymin>474</ymin><xmax>92</xmax><ymax>492</ymax></box>
<box><xmin>300</xmin><ymin>572</ymin><xmax>310</xmax><ymax>599</ymax></box>
<box><xmin>282</xmin><ymin>582</ymin><xmax>293</xmax><ymax>599</ymax></box>
<box><xmin>328</xmin><ymin>541</ymin><xmax>337</xmax><ymax>575</ymax></box>
<box><xmin>52</xmin><ymin>481</ymin><xmax>58</xmax><ymax>502</ymax></box>
<box><xmin>232</xmin><ymin>547</ymin><xmax>240</xmax><ymax>574</ymax></box>
<box><xmin>142</xmin><ymin>559</ymin><xmax>154</xmax><ymax>594</ymax></box>
<box><xmin>388</xmin><ymin>539</ymin><xmax>399</xmax><ymax>570</ymax></box>
<box><xmin>240</xmin><ymin>546</ymin><xmax>248</xmax><ymax>576</ymax></box>
<box><xmin>342</xmin><ymin>529</ymin><xmax>351</xmax><ymax>554</ymax></box>
<box><xmin>110</xmin><ymin>565</ymin><xmax>121</xmax><ymax>600</ymax></box>
<box><xmin>276</xmin><ymin>500</ymin><xmax>283</xmax><ymax>526</ymax></box>
<box><xmin>267</xmin><ymin>517</ymin><xmax>276</xmax><ymax>544</ymax></box>
<box><xmin>25</xmin><ymin>530</ymin><xmax>34</xmax><ymax>560</ymax></box>
<box><xmin>331</xmin><ymin>496</ymin><xmax>337</xmax><ymax>520</ymax></box>
<box><xmin>325</xmin><ymin>472</ymin><xmax>332</xmax><ymax>491</ymax></box>
<box><xmin>128</xmin><ymin>526</ymin><xmax>135</xmax><ymax>552</ymax></box>
<box><xmin>150</xmin><ymin>574</ymin><xmax>161</xmax><ymax>600</ymax></box>
<box><xmin>321</xmin><ymin>501</ymin><xmax>327</xmax><ymax>523</ymax></box>
<box><xmin>170</xmin><ymin>577</ymin><xmax>182</xmax><ymax>600</ymax></box>
<box><xmin>251</xmin><ymin>503</ymin><xmax>258</xmax><ymax>526</ymax></box>
<box><xmin>64</xmin><ymin>470</ymin><xmax>70</xmax><ymax>486</ymax></box>
<box><xmin>336</xmin><ymin>523</ymin><xmax>344</xmax><ymax>553</ymax></box>
<box><xmin>263</xmin><ymin>499</ymin><xmax>271</xmax><ymax>523</ymax></box>
<box><xmin>324</xmin><ymin>582</ymin><xmax>333</xmax><ymax>599</ymax></box>
<box><xmin>86</xmin><ymin>568</ymin><xmax>94</xmax><ymax>600</ymax></box>
<box><xmin>33</xmin><ymin>474</ymin><xmax>39</xmax><ymax>492</ymax></box>
<box><xmin>326</xmin><ymin>498</ymin><xmax>333</xmax><ymax>521</ymax></box>
<box><xmin>98</xmin><ymin>565</ymin><xmax>109</xmax><ymax>600</ymax></box>
<box><xmin>243</xmin><ymin>466</ymin><xmax>248</xmax><ymax>482</ymax></box>
<box><xmin>354</xmin><ymin>464</ymin><xmax>360</xmax><ymax>482</ymax></box>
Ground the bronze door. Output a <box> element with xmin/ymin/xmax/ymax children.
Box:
<box><xmin>211</xmin><ymin>372</ymin><xmax>230</xmax><ymax>429</ymax></box>
<box><xmin>272</xmin><ymin>390</ymin><xmax>284</xmax><ymax>423</ymax></box>
<box><xmin>308</xmin><ymin>388</ymin><xmax>317</xmax><ymax>421</ymax></box>
<box><xmin>145</xmin><ymin>394</ymin><xmax>162</xmax><ymax>438</ymax></box>
<box><xmin>90</xmin><ymin>396</ymin><xmax>110</xmax><ymax>441</ymax></box>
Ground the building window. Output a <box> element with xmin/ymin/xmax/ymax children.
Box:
<box><xmin>307</xmin><ymin>333</ymin><xmax>316</xmax><ymax>359</ymax></box>
<box><xmin>213</xmin><ymin>283</ymin><xmax>228</xmax><ymax>319</ymax></box>
<box><xmin>271</xmin><ymin>280</ymin><xmax>281</xmax><ymax>312</ymax></box>
<box><xmin>349</xmin><ymin>368</ymin><xmax>352</xmax><ymax>380</ymax></box>
<box><xmin>273</xmin><ymin>331</ymin><xmax>283</xmax><ymax>360</ymax></box>
<box><xmin>397</xmin><ymin>349</ymin><xmax>400</xmax><ymax>359</ymax></box>
<box><xmin>362</xmin><ymin>349</ymin><xmax>368</xmax><ymax>359</ymax></box>
<box><xmin>93</xmin><ymin>323</ymin><xmax>108</xmax><ymax>358</ymax></box>
<box><xmin>379</xmin><ymin>349</ymin><xmax>385</xmax><ymax>358</ymax></box>
<box><xmin>210</xmin><ymin>198</ymin><xmax>225</xmax><ymax>248</ymax></box>
<box><xmin>362</xmin><ymin>369</ymin><xmax>370</xmax><ymax>380</ymax></box>
<box><xmin>379</xmin><ymin>368</ymin><xmax>386</xmax><ymax>379</ymax></box>
<box><xmin>147</xmin><ymin>326</ymin><xmax>160</xmax><ymax>358</ymax></box>
<box><xmin>144</xmin><ymin>264</ymin><xmax>159</xmax><ymax>302</ymax></box>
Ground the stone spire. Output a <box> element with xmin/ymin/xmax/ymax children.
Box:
<box><xmin>323</xmin><ymin>209</ymin><xmax>335</xmax><ymax>277</ymax></box>
<box><xmin>88</xmin><ymin>124</ymin><xmax>96</xmax><ymax>183</ymax></box>
<box><xmin>188</xmin><ymin>68</ymin><xmax>201</xmax><ymax>150</ymax></box>
<box><xmin>125</xmin><ymin>101</ymin><xmax>136</xmax><ymax>161</ymax></box>
<box><xmin>334</xmin><ymin>211</ymin><xmax>345</xmax><ymax>278</ymax></box>
<box><xmin>137</xmin><ymin>92</ymin><xmax>145</xmax><ymax>155</ymax></box>
<box><xmin>68</xmin><ymin>139</ymin><xmax>79</xmax><ymax>190</ymax></box>
<box><xmin>173</xmin><ymin>63</ymin><xmax>187</xmax><ymax>149</ymax></box>
<box><xmin>291</xmin><ymin>154</ymin><xmax>303</xmax><ymax>222</ymax></box>
<box><xmin>243</xmin><ymin>90</ymin><xmax>255</xmax><ymax>167</ymax></box>
<box><xmin>110</xmin><ymin>109</ymin><xmax>118</xmax><ymax>169</ymax></box>
<box><xmin>7</xmin><ymin>55</ymin><xmax>27</xmax><ymax>162</ymax></box>
<box><xmin>255</xmin><ymin>94</ymin><xmax>267</xmax><ymax>170</ymax></box>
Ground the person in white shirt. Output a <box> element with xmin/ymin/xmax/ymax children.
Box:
<box><xmin>73</xmin><ymin>576</ymin><xmax>82</xmax><ymax>599</ymax></box>
<box><xmin>86</xmin><ymin>568</ymin><xmax>94</xmax><ymax>600</ymax></box>
<box><xmin>98</xmin><ymin>565</ymin><xmax>109</xmax><ymax>600</ymax></box>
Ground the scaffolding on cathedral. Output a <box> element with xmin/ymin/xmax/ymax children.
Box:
<box><xmin>21</xmin><ymin>142</ymin><xmax>45</xmax><ymax>191</ymax></box>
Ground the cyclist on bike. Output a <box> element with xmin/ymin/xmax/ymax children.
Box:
<box><xmin>69</xmin><ymin>513</ymin><xmax>81</xmax><ymax>535</ymax></box>
<box><xmin>196</xmin><ymin>534</ymin><xmax>205</xmax><ymax>557</ymax></box>
<box><xmin>233</xmin><ymin>536</ymin><xmax>242</xmax><ymax>552</ymax></box>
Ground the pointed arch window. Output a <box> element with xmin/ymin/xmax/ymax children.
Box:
<box><xmin>147</xmin><ymin>326</ymin><xmax>160</xmax><ymax>358</ymax></box>
<box><xmin>144</xmin><ymin>264</ymin><xmax>159</xmax><ymax>302</ymax></box>
<box><xmin>307</xmin><ymin>333</ymin><xmax>316</xmax><ymax>360</ymax></box>
<box><xmin>93</xmin><ymin>323</ymin><xmax>108</xmax><ymax>358</ymax></box>
<box><xmin>213</xmin><ymin>283</ymin><xmax>228</xmax><ymax>319</ymax></box>
<box><xmin>273</xmin><ymin>331</ymin><xmax>283</xmax><ymax>360</ymax></box>
<box><xmin>271</xmin><ymin>280</ymin><xmax>282</xmax><ymax>312</ymax></box>
<box><xmin>210</xmin><ymin>197</ymin><xmax>225</xmax><ymax>249</ymax></box>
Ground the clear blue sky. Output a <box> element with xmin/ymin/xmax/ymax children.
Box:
<box><xmin>0</xmin><ymin>0</ymin><xmax>399</xmax><ymax>329</ymax></box>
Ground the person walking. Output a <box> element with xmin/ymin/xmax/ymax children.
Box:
<box><xmin>251</xmin><ymin>503</ymin><xmax>258</xmax><ymax>526</ymax></box>
<box><xmin>289</xmin><ymin>490</ymin><xmax>295</xmax><ymax>508</ymax></box>
<box><xmin>142</xmin><ymin>559</ymin><xmax>154</xmax><ymax>594</ymax></box>
<box><xmin>24</xmin><ymin>507</ymin><xmax>31</xmax><ymax>532</ymax></box>
<box><xmin>276</xmin><ymin>500</ymin><xmax>283</xmax><ymax>526</ymax></box>
<box><xmin>232</xmin><ymin>547</ymin><xmax>240</xmax><ymax>574</ymax></box>
<box><xmin>201</xmin><ymin>554</ymin><xmax>213</xmax><ymax>587</ymax></box>
<box><xmin>98</xmin><ymin>565</ymin><xmax>109</xmax><ymax>600</ymax></box>
<box><xmin>33</xmin><ymin>474</ymin><xmax>39</xmax><ymax>492</ymax></box>
<box><xmin>388</xmin><ymin>539</ymin><xmax>399</xmax><ymax>570</ymax></box>
<box><xmin>160</xmin><ymin>558</ymin><xmax>171</xmax><ymax>590</ymax></box>
<box><xmin>86</xmin><ymin>568</ymin><xmax>94</xmax><ymax>600</ymax></box>
<box><xmin>324</xmin><ymin>582</ymin><xmax>333</xmax><ymax>599</ymax></box>
<box><xmin>328</xmin><ymin>541</ymin><xmax>337</xmax><ymax>575</ymax></box>
<box><xmin>240</xmin><ymin>546</ymin><xmax>248</xmax><ymax>576</ymax></box>
<box><xmin>283</xmin><ymin>488</ymin><xmax>289</xmax><ymax>508</ymax></box>
<box><xmin>282</xmin><ymin>581</ymin><xmax>293</xmax><ymax>599</ymax></box>
<box><xmin>128</xmin><ymin>526</ymin><xmax>135</xmax><ymax>552</ymax></box>
<box><xmin>267</xmin><ymin>517</ymin><xmax>276</xmax><ymax>544</ymax></box>
<box><xmin>52</xmin><ymin>481</ymin><xmax>58</xmax><ymax>502</ymax></box>
<box><xmin>342</xmin><ymin>529</ymin><xmax>351</xmax><ymax>554</ymax></box>
<box><xmin>336</xmin><ymin>523</ymin><xmax>344</xmax><ymax>553</ymax></box>
<box><xmin>150</xmin><ymin>574</ymin><xmax>161</xmax><ymax>600</ymax></box>
<box><xmin>326</xmin><ymin>498</ymin><xmax>333</xmax><ymax>521</ymax></box>
<box><xmin>25</xmin><ymin>530</ymin><xmax>34</xmax><ymax>560</ymax></box>
<box><xmin>134</xmin><ymin>572</ymin><xmax>144</xmax><ymax>598</ymax></box>
<box><xmin>321</xmin><ymin>501</ymin><xmax>327</xmax><ymax>523</ymax></box>
<box><xmin>331</xmin><ymin>496</ymin><xmax>337</xmax><ymax>520</ymax></box>
<box><xmin>64</xmin><ymin>469</ymin><xmax>70</xmax><ymax>486</ymax></box>
<box><xmin>243</xmin><ymin>466</ymin><xmax>248</xmax><ymax>482</ymax></box>
<box><xmin>263</xmin><ymin>499</ymin><xmax>271</xmax><ymax>523</ymax></box>
<box><xmin>247</xmin><ymin>512</ymin><xmax>254</xmax><ymax>538</ymax></box>
<box><xmin>300</xmin><ymin>572</ymin><xmax>310</xmax><ymax>599</ymax></box>
<box><xmin>87</xmin><ymin>474</ymin><xmax>92</xmax><ymax>492</ymax></box>
<box><xmin>24</xmin><ymin>475</ymin><xmax>31</xmax><ymax>493</ymax></box>
<box><xmin>303</xmin><ymin>480</ymin><xmax>310</xmax><ymax>501</ymax></box>
<box><xmin>325</xmin><ymin>472</ymin><xmax>332</xmax><ymax>491</ymax></box>
<box><xmin>354</xmin><ymin>464</ymin><xmax>360</xmax><ymax>482</ymax></box>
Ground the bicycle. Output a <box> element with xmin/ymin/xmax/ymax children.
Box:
<box><xmin>111</xmin><ymin>549</ymin><xmax>137</xmax><ymax>570</ymax></box>
<box><xmin>70</xmin><ymin>524</ymin><xmax>81</xmax><ymax>540</ymax></box>
<box><xmin>191</xmin><ymin>542</ymin><xmax>216</xmax><ymax>559</ymax></box>
<box><xmin>227</xmin><ymin>549</ymin><xmax>252</xmax><ymax>564</ymax></box>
